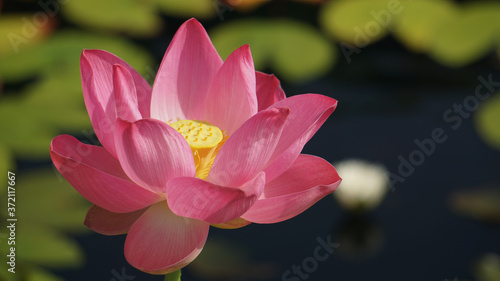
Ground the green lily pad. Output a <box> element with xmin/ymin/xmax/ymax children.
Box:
<box><xmin>0</xmin><ymin>261</ymin><xmax>66</xmax><ymax>281</ymax></box>
<box><xmin>156</xmin><ymin>0</ymin><xmax>216</xmax><ymax>19</ymax></box>
<box><xmin>475</xmin><ymin>92</ymin><xmax>500</xmax><ymax>150</ymax></box>
<box><xmin>0</xmin><ymin>100</ymin><xmax>57</xmax><ymax>159</ymax></box>
<box><xmin>27</xmin><ymin>267</ymin><xmax>65</xmax><ymax>281</ymax></box>
<box><xmin>16</xmin><ymin>169</ymin><xmax>91</xmax><ymax>232</ymax></box>
<box><xmin>18</xmin><ymin>224</ymin><xmax>84</xmax><ymax>268</ymax></box>
<box><xmin>0</xmin><ymin>30</ymin><xmax>154</xmax><ymax>83</ymax></box>
<box><xmin>0</xmin><ymin>145</ymin><xmax>13</xmax><ymax>193</ymax></box>
<box><xmin>0</xmin><ymin>168</ymin><xmax>89</xmax><ymax>280</ymax></box>
<box><xmin>428</xmin><ymin>2</ymin><xmax>500</xmax><ymax>67</ymax></box>
<box><xmin>0</xmin><ymin>14</ymin><xmax>53</xmax><ymax>57</ymax></box>
<box><xmin>61</xmin><ymin>0</ymin><xmax>162</xmax><ymax>37</ymax></box>
<box><xmin>210</xmin><ymin>19</ymin><xmax>336</xmax><ymax>82</ymax></box>
<box><xmin>392</xmin><ymin>0</ymin><xmax>457</xmax><ymax>52</ymax></box>
<box><xmin>320</xmin><ymin>0</ymin><xmax>397</xmax><ymax>46</ymax></box>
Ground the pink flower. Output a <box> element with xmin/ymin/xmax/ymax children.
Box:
<box><xmin>50</xmin><ymin>19</ymin><xmax>341</xmax><ymax>275</ymax></box>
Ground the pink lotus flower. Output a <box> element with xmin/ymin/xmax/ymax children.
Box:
<box><xmin>50</xmin><ymin>19</ymin><xmax>341</xmax><ymax>275</ymax></box>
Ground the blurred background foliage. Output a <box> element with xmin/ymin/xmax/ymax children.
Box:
<box><xmin>0</xmin><ymin>0</ymin><xmax>500</xmax><ymax>280</ymax></box>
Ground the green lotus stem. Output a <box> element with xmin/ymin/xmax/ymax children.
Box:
<box><xmin>164</xmin><ymin>269</ymin><xmax>181</xmax><ymax>281</ymax></box>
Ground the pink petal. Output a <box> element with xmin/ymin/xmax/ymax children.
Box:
<box><xmin>166</xmin><ymin>172</ymin><xmax>265</xmax><ymax>224</ymax></box>
<box><xmin>264</xmin><ymin>94</ymin><xmax>338</xmax><ymax>182</ymax></box>
<box><xmin>208</xmin><ymin>107</ymin><xmax>289</xmax><ymax>187</ymax></box>
<box><xmin>202</xmin><ymin>45</ymin><xmax>258</xmax><ymax>135</ymax></box>
<box><xmin>242</xmin><ymin>154</ymin><xmax>341</xmax><ymax>224</ymax></box>
<box><xmin>114</xmin><ymin>118</ymin><xmax>195</xmax><ymax>194</ymax></box>
<box><xmin>84</xmin><ymin>205</ymin><xmax>147</xmax><ymax>235</ymax></box>
<box><xmin>255</xmin><ymin>71</ymin><xmax>286</xmax><ymax>111</ymax></box>
<box><xmin>125</xmin><ymin>201</ymin><xmax>209</xmax><ymax>274</ymax></box>
<box><xmin>150</xmin><ymin>19</ymin><xmax>223</xmax><ymax>122</ymax></box>
<box><xmin>81</xmin><ymin>49</ymin><xmax>151</xmax><ymax>157</ymax></box>
<box><xmin>50</xmin><ymin>135</ymin><xmax>162</xmax><ymax>213</ymax></box>
<box><xmin>113</xmin><ymin>64</ymin><xmax>142</xmax><ymax>122</ymax></box>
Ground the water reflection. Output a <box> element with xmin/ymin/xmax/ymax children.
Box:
<box><xmin>189</xmin><ymin>238</ymin><xmax>278</xmax><ymax>280</ymax></box>
<box><xmin>334</xmin><ymin>214</ymin><xmax>384</xmax><ymax>262</ymax></box>
<box><xmin>448</xmin><ymin>184</ymin><xmax>500</xmax><ymax>225</ymax></box>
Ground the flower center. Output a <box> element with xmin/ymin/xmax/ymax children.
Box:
<box><xmin>170</xmin><ymin>120</ymin><xmax>223</xmax><ymax>149</ymax></box>
<box><xmin>170</xmin><ymin>120</ymin><xmax>226</xmax><ymax>180</ymax></box>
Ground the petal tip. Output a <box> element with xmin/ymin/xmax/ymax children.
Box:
<box><xmin>80</xmin><ymin>49</ymin><xmax>97</xmax><ymax>59</ymax></box>
<box><xmin>233</xmin><ymin>44</ymin><xmax>252</xmax><ymax>59</ymax></box>
<box><xmin>181</xmin><ymin>17</ymin><xmax>206</xmax><ymax>33</ymax></box>
<box><xmin>185</xmin><ymin>18</ymin><xmax>201</xmax><ymax>25</ymax></box>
